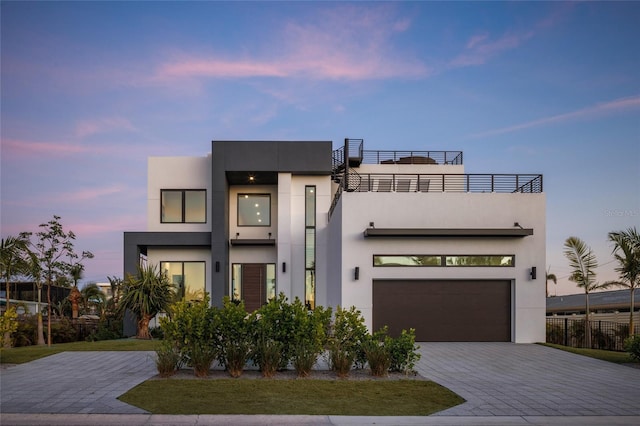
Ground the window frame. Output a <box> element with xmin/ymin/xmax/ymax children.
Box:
<box><xmin>160</xmin><ymin>189</ymin><xmax>207</xmax><ymax>224</ymax></box>
<box><xmin>373</xmin><ymin>254</ymin><xmax>515</xmax><ymax>267</ymax></box>
<box><xmin>237</xmin><ymin>193</ymin><xmax>271</xmax><ymax>227</ymax></box>
<box><xmin>159</xmin><ymin>260</ymin><xmax>206</xmax><ymax>301</ymax></box>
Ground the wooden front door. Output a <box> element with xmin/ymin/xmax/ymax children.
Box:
<box><xmin>242</xmin><ymin>264</ymin><xmax>266</xmax><ymax>313</ymax></box>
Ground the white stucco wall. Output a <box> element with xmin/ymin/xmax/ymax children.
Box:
<box><xmin>147</xmin><ymin>156</ymin><xmax>211</xmax><ymax>232</ymax></box>
<box><xmin>332</xmin><ymin>191</ymin><xmax>546</xmax><ymax>343</ymax></box>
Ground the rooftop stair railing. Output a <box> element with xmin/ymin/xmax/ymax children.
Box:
<box><xmin>361</xmin><ymin>150</ymin><xmax>463</xmax><ymax>165</ymax></box>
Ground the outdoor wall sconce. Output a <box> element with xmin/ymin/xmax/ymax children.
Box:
<box><xmin>215</xmin><ymin>261</ymin><xmax>220</xmax><ymax>273</ymax></box>
<box><xmin>268</xmin><ymin>232</ymin><xmax>272</xmax><ymax>239</ymax></box>
<box><xmin>235</xmin><ymin>232</ymin><xmax>240</xmax><ymax>239</ymax></box>
<box><xmin>282</xmin><ymin>262</ymin><xmax>286</xmax><ymax>273</ymax></box>
<box><xmin>369</xmin><ymin>222</ymin><xmax>375</xmax><ymax>228</ymax></box>
<box><xmin>530</xmin><ymin>266</ymin><xmax>537</xmax><ymax>280</ymax></box>
<box><xmin>354</xmin><ymin>267</ymin><xmax>360</xmax><ymax>280</ymax></box>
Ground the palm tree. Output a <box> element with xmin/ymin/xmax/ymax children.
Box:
<box><xmin>0</xmin><ymin>235</ymin><xmax>31</xmax><ymax>347</ymax></box>
<box><xmin>605</xmin><ymin>227</ymin><xmax>640</xmax><ymax>337</ymax></box>
<box><xmin>563</xmin><ymin>236</ymin><xmax>609</xmax><ymax>347</ymax></box>
<box><xmin>80</xmin><ymin>283</ymin><xmax>107</xmax><ymax>317</ymax></box>
<box><xmin>118</xmin><ymin>264</ymin><xmax>174</xmax><ymax>339</ymax></box>
<box><xmin>546</xmin><ymin>268</ymin><xmax>557</xmax><ymax>298</ymax></box>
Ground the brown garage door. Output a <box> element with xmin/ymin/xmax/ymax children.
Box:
<box><xmin>373</xmin><ymin>280</ymin><xmax>511</xmax><ymax>342</ymax></box>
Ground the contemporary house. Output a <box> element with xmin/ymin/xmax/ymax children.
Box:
<box><xmin>124</xmin><ymin>139</ymin><xmax>546</xmax><ymax>343</ymax></box>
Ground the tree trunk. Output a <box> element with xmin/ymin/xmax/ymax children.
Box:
<box><xmin>585</xmin><ymin>292</ymin><xmax>591</xmax><ymax>348</ymax></box>
<box><xmin>47</xmin><ymin>282</ymin><xmax>52</xmax><ymax>346</ymax></box>
<box><xmin>630</xmin><ymin>287</ymin><xmax>635</xmax><ymax>337</ymax></box>
<box><xmin>36</xmin><ymin>285</ymin><xmax>45</xmax><ymax>345</ymax></box>
<box><xmin>37</xmin><ymin>313</ymin><xmax>45</xmax><ymax>346</ymax></box>
<box><xmin>3</xmin><ymin>332</ymin><xmax>11</xmax><ymax>348</ymax></box>
<box><xmin>137</xmin><ymin>314</ymin><xmax>152</xmax><ymax>339</ymax></box>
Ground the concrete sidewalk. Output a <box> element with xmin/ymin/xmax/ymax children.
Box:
<box><xmin>2</xmin><ymin>413</ymin><xmax>640</xmax><ymax>425</ymax></box>
<box><xmin>1</xmin><ymin>343</ymin><xmax>640</xmax><ymax>425</ymax></box>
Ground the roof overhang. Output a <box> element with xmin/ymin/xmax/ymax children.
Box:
<box><xmin>229</xmin><ymin>239</ymin><xmax>276</xmax><ymax>246</ymax></box>
<box><xmin>363</xmin><ymin>228</ymin><xmax>534</xmax><ymax>238</ymax></box>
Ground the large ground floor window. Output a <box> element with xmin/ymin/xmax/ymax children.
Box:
<box><xmin>231</xmin><ymin>263</ymin><xmax>276</xmax><ymax>312</ymax></box>
<box><xmin>160</xmin><ymin>261</ymin><xmax>206</xmax><ymax>301</ymax></box>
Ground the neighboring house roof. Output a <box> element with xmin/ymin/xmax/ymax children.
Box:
<box><xmin>547</xmin><ymin>289</ymin><xmax>638</xmax><ymax>313</ymax></box>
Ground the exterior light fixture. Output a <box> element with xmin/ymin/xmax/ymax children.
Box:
<box><xmin>235</xmin><ymin>232</ymin><xmax>240</xmax><ymax>239</ymax></box>
<box><xmin>268</xmin><ymin>232</ymin><xmax>272</xmax><ymax>239</ymax></box>
<box><xmin>215</xmin><ymin>261</ymin><xmax>220</xmax><ymax>273</ymax></box>
<box><xmin>282</xmin><ymin>262</ymin><xmax>286</xmax><ymax>273</ymax></box>
<box><xmin>530</xmin><ymin>267</ymin><xmax>537</xmax><ymax>280</ymax></box>
<box><xmin>369</xmin><ymin>222</ymin><xmax>375</xmax><ymax>228</ymax></box>
<box><xmin>354</xmin><ymin>267</ymin><xmax>360</xmax><ymax>280</ymax></box>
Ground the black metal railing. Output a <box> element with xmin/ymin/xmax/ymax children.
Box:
<box><xmin>546</xmin><ymin>317</ymin><xmax>638</xmax><ymax>352</ymax></box>
<box><xmin>362</xmin><ymin>150</ymin><xmax>463</xmax><ymax>165</ymax></box>
<box><xmin>344</xmin><ymin>173</ymin><xmax>543</xmax><ymax>193</ymax></box>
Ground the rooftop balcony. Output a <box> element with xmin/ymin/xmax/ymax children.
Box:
<box><xmin>329</xmin><ymin>172</ymin><xmax>543</xmax><ymax>218</ymax></box>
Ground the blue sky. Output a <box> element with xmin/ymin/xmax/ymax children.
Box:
<box><xmin>1</xmin><ymin>1</ymin><xmax>638</xmax><ymax>295</ymax></box>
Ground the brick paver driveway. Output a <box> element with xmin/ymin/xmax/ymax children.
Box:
<box><xmin>416</xmin><ymin>342</ymin><xmax>640</xmax><ymax>416</ymax></box>
<box><xmin>0</xmin><ymin>351</ymin><xmax>156</xmax><ymax>414</ymax></box>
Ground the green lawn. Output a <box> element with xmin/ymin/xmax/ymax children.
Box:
<box><xmin>0</xmin><ymin>338</ymin><xmax>157</xmax><ymax>364</ymax></box>
<box><xmin>119</xmin><ymin>379</ymin><xmax>464</xmax><ymax>415</ymax></box>
<box><xmin>541</xmin><ymin>343</ymin><xmax>638</xmax><ymax>364</ymax></box>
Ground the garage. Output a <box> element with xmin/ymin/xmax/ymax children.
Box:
<box><xmin>372</xmin><ymin>279</ymin><xmax>512</xmax><ymax>342</ymax></box>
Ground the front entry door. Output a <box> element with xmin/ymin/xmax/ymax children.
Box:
<box><xmin>242</xmin><ymin>264</ymin><xmax>266</xmax><ymax>313</ymax></box>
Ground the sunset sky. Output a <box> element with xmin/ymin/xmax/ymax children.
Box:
<box><xmin>1</xmin><ymin>1</ymin><xmax>638</xmax><ymax>296</ymax></box>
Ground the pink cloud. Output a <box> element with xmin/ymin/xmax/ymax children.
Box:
<box><xmin>152</xmin><ymin>5</ymin><xmax>428</xmax><ymax>83</ymax></box>
<box><xmin>52</xmin><ymin>184</ymin><xmax>128</xmax><ymax>203</ymax></box>
<box><xmin>470</xmin><ymin>95</ymin><xmax>640</xmax><ymax>138</ymax></box>
<box><xmin>75</xmin><ymin>117</ymin><xmax>137</xmax><ymax>139</ymax></box>
<box><xmin>2</xmin><ymin>138</ymin><xmax>99</xmax><ymax>157</ymax></box>
<box><xmin>450</xmin><ymin>31</ymin><xmax>533</xmax><ymax>67</ymax></box>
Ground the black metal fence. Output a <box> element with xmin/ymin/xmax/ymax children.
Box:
<box><xmin>546</xmin><ymin>317</ymin><xmax>638</xmax><ymax>352</ymax></box>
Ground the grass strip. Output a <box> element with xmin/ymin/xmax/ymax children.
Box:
<box><xmin>540</xmin><ymin>343</ymin><xmax>637</xmax><ymax>364</ymax></box>
<box><xmin>119</xmin><ymin>379</ymin><xmax>464</xmax><ymax>415</ymax></box>
<box><xmin>0</xmin><ymin>338</ymin><xmax>157</xmax><ymax>364</ymax></box>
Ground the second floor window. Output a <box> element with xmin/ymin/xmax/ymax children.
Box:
<box><xmin>161</xmin><ymin>189</ymin><xmax>206</xmax><ymax>223</ymax></box>
<box><xmin>238</xmin><ymin>194</ymin><xmax>270</xmax><ymax>226</ymax></box>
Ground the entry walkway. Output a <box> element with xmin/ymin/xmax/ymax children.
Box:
<box><xmin>1</xmin><ymin>343</ymin><xmax>640</xmax><ymax>425</ymax></box>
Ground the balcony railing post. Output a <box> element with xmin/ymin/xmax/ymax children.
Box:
<box><xmin>516</xmin><ymin>174</ymin><xmax>519</xmax><ymax>193</ymax></box>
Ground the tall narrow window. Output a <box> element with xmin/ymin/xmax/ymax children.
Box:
<box><xmin>161</xmin><ymin>190</ymin><xmax>206</xmax><ymax>223</ymax></box>
<box><xmin>305</xmin><ymin>186</ymin><xmax>316</xmax><ymax>309</ymax></box>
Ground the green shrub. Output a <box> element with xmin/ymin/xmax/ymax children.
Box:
<box><xmin>160</xmin><ymin>295</ymin><xmax>218</xmax><ymax>376</ymax></box>
<box><xmin>1</xmin><ymin>307</ymin><xmax>19</xmax><ymax>348</ymax></box>
<box><xmin>251</xmin><ymin>293</ymin><xmax>297</xmax><ymax>370</ymax></box>
<box><xmin>363</xmin><ymin>327</ymin><xmax>392</xmax><ymax>377</ymax></box>
<box><xmin>217</xmin><ymin>297</ymin><xmax>252</xmax><ymax>378</ymax></box>
<box><xmin>155</xmin><ymin>340</ymin><xmax>182</xmax><ymax>377</ymax></box>
<box><xmin>289</xmin><ymin>299</ymin><xmax>332</xmax><ymax>377</ymax></box>
<box><xmin>86</xmin><ymin>318</ymin><xmax>123</xmax><ymax>342</ymax></box>
<box><xmin>624</xmin><ymin>335</ymin><xmax>640</xmax><ymax>361</ymax></box>
<box><xmin>48</xmin><ymin>318</ymin><xmax>77</xmax><ymax>343</ymax></box>
<box><xmin>13</xmin><ymin>315</ymin><xmax>37</xmax><ymax>347</ymax></box>
<box><xmin>255</xmin><ymin>338</ymin><xmax>282</xmax><ymax>378</ymax></box>
<box><xmin>328</xmin><ymin>306</ymin><xmax>368</xmax><ymax>376</ymax></box>
<box><xmin>388</xmin><ymin>328</ymin><xmax>421</xmax><ymax>374</ymax></box>
<box><xmin>190</xmin><ymin>343</ymin><xmax>217</xmax><ymax>377</ymax></box>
